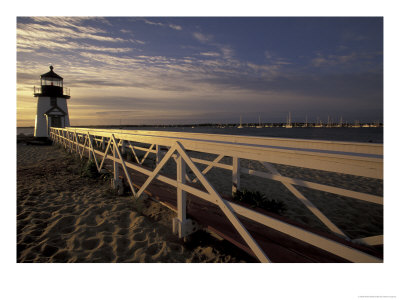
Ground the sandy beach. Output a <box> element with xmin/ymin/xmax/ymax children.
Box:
<box><xmin>17</xmin><ymin>139</ymin><xmax>254</xmax><ymax>263</ymax></box>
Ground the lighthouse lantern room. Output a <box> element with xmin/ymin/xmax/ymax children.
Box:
<box><xmin>34</xmin><ymin>66</ymin><xmax>70</xmax><ymax>137</ymax></box>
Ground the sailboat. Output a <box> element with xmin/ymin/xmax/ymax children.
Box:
<box><xmin>302</xmin><ymin>115</ymin><xmax>308</xmax><ymax>127</ymax></box>
<box><xmin>237</xmin><ymin>115</ymin><xmax>243</xmax><ymax>128</ymax></box>
<box><xmin>314</xmin><ymin>117</ymin><xmax>323</xmax><ymax>128</ymax></box>
<box><xmin>285</xmin><ymin>112</ymin><xmax>293</xmax><ymax>128</ymax></box>
<box><xmin>335</xmin><ymin>116</ymin><xmax>343</xmax><ymax>128</ymax></box>
<box><xmin>371</xmin><ymin>120</ymin><xmax>379</xmax><ymax>128</ymax></box>
<box><xmin>326</xmin><ymin>116</ymin><xmax>332</xmax><ymax>128</ymax></box>
<box><xmin>256</xmin><ymin>115</ymin><xmax>262</xmax><ymax>128</ymax></box>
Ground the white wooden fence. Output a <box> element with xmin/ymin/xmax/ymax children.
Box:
<box><xmin>49</xmin><ymin>127</ymin><xmax>383</xmax><ymax>263</ymax></box>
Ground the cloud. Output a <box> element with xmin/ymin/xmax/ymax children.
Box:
<box><xmin>199</xmin><ymin>52</ymin><xmax>220</xmax><ymax>57</ymax></box>
<box><xmin>310</xmin><ymin>50</ymin><xmax>382</xmax><ymax>68</ymax></box>
<box><xmin>311</xmin><ymin>56</ymin><xmax>330</xmax><ymax>67</ymax></box>
<box><xmin>265</xmin><ymin>51</ymin><xmax>273</xmax><ymax>60</ymax></box>
<box><xmin>18</xmin><ymin>20</ymin><xmax>124</xmax><ymax>43</ymax></box>
<box><xmin>246</xmin><ymin>62</ymin><xmax>279</xmax><ymax>74</ymax></box>
<box><xmin>193</xmin><ymin>32</ymin><xmax>213</xmax><ymax>43</ymax></box>
<box><xmin>311</xmin><ymin>52</ymin><xmax>358</xmax><ymax>67</ymax></box>
<box><xmin>220</xmin><ymin>46</ymin><xmax>234</xmax><ymax>59</ymax></box>
<box><xmin>16</xmin><ymin>18</ymin><xmax>137</xmax><ymax>56</ymax></box>
<box><xmin>169</xmin><ymin>24</ymin><xmax>182</xmax><ymax>31</ymax></box>
<box><xmin>264</xmin><ymin>50</ymin><xmax>291</xmax><ymax>65</ymax></box>
<box><xmin>193</xmin><ymin>32</ymin><xmax>234</xmax><ymax>60</ymax></box>
<box><xmin>142</xmin><ymin>18</ymin><xmax>182</xmax><ymax>31</ymax></box>
<box><xmin>342</xmin><ymin>31</ymin><xmax>370</xmax><ymax>42</ymax></box>
<box><xmin>29</xmin><ymin>17</ymin><xmax>107</xmax><ymax>34</ymax></box>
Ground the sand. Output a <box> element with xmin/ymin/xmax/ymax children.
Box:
<box><xmin>17</xmin><ymin>141</ymin><xmax>253</xmax><ymax>263</ymax></box>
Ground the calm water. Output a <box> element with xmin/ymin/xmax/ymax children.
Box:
<box><xmin>120</xmin><ymin>126</ymin><xmax>383</xmax><ymax>143</ymax></box>
<box><xmin>17</xmin><ymin>126</ymin><xmax>383</xmax><ymax>143</ymax></box>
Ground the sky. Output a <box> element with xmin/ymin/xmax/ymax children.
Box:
<box><xmin>16</xmin><ymin>17</ymin><xmax>383</xmax><ymax>126</ymax></box>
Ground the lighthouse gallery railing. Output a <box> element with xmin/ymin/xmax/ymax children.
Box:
<box><xmin>34</xmin><ymin>86</ymin><xmax>70</xmax><ymax>96</ymax></box>
<box><xmin>49</xmin><ymin>127</ymin><xmax>383</xmax><ymax>263</ymax></box>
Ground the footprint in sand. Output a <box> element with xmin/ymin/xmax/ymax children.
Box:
<box><xmin>96</xmin><ymin>222</ymin><xmax>115</xmax><ymax>233</ymax></box>
<box><xmin>22</xmin><ymin>235</ymin><xmax>35</xmax><ymax>244</ymax></box>
<box><xmin>47</xmin><ymin>215</ymin><xmax>77</xmax><ymax>235</ymax></box>
<box><xmin>39</xmin><ymin>212</ymin><xmax>52</xmax><ymax>220</ymax></box>
<box><xmin>116</xmin><ymin>228</ymin><xmax>129</xmax><ymax>235</ymax></box>
<box><xmin>22</xmin><ymin>251</ymin><xmax>38</xmax><ymax>262</ymax></box>
<box><xmin>116</xmin><ymin>237</ymin><xmax>131</xmax><ymax>256</ymax></box>
<box><xmin>132</xmin><ymin>232</ymin><xmax>147</xmax><ymax>242</ymax></box>
<box><xmin>90</xmin><ymin>244</ymin><xmax>115</xmax><ymax>262</ymax></box>
<box><xmin>94</xmin><ymin>215</ymin><xmax>106</xmax><ymax>226</ymax></box>
<box><xmin>59</xmin><ymin>226</ymin><xmax>75</xmax><ymax>234</ymax></box>
<box><xmin>103</xmin><ymin>235</ymin><xmax>114</xmax><ymax>244</ymax></box>
<box><xmin>51</xmin><ymin>250</ymin><xmax>70</xmax><ymax>262</ymax></box>
<box><xmin>41</xmin><ymin>244</ymin><xmax>59</xmax><ymax>257</ymax></box>
<box><xmin>56</xmin><ymin>215</ymin><xmax>77</xmax><ymax>227</ymax></box>
<box><xmin>116</xmin><ymin>211</ymin><xmax>132</xmax><ymax>229</ymax></box>
<box><xmin>168</xmin><ymin>243</ymin><xmax>184</xmax><ymax>254</ymax></box>
<box><xmin>81</xmin><ymin>238</ymin><xmax>100</xmax><ymax>251</ymax></box>
<box><xmin>131</xmin><ymin>248</ymin><xmax>148</xmax><ymax>263</ymax></box>
<box><xmin>147</xmin><ymin>242</ymin><xmax>167</xmax><ymax>260</ymax></box>
<box><xmin>58</xmin><ymin>206</ymin><xmax>76</xmax><ymax>215</ymax></box>
<box><xmin>29</xmin><ymin>228</ymin><xmax>45</xmax><ymax>237</ymax></box>
<box><xmin>17</xmin><ymin>243</ymin><xmax>29</xmax><ymax>257</ymax></box>
<box><xmin>18</xmin><ymin>211</ymin><xmax>33</xmax><ymax>221</ymax></box>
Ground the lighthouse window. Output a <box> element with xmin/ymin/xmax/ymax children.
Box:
<box><xmin>50</xmin><ymin>97</ymin><xmax>57</xmax><ymax>107</ymax></box>
<box><xmin>42</xmin><ymin>78</ymin><xmax>62</xmax><ymax>87</ymax></box>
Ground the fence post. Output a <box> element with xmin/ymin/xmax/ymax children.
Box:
<box><xmin>64</xmin><ymin>130</ymin><xmax>67</xmax><ymax>148</ymax></box>
<box><xmin>68</xmin><ymin>130</ymin><xmax>72</xmax><ymax>153</ymax></box>
<box><xmin>113</xmin><ymin>139</ymin><xmax>119</xmax><ymax>180</ymax></box>
<box><xmin>70</xmin><ymin>130</ymin><xmax>73</xmax><ymax>153</ymax></box>
<box><xmin>172</xmin><ymin>152</ymin><xmax>199</xmax><ymax>238</ymax></box>
<box><xmin>121</xmin><ymin>140</ymin><xmax>126</xmax><ymax>155</ymax></box>
<box><xmin>112</xmin><ymin>137</ymin><xmax>122</xmax><ymax>192</ymax></box>
<box><xmin>156</xmin><ymin>144</ymin><xmax>161</xmax><ymax>165</ymax></box>
<box><xmin>232</xmin><ymin>156</ymin><xmax>241</xmax><ymax>195</ymax></box>
<box><xmin>65</xmin><ymin>130</ymin><xmax>69</xmax><ymax>150</ymax></box>
<box><xmin>101</xmin><ymin>137</ymin><xmax>106</xmax><ymax>151</ymax></box>
<box><xmin>88</xmin><ymin>133</ymin><xmax>93</xmax><ymax>161</ymax></box>
<box><xmin>177</xmin><ymin>153</ymin><xmax>187</xmax><ymax>221</ymax></box>
<box><xmin>74</xmin><ymin>130</ymin><xmax>78</xmax><ymax>153</ymax></box>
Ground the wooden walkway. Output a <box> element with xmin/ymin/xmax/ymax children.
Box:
<box><xmin>51</xmin><ymin>127</ymin><xmax>383</xmax><ymax>263</ymax></box>
<box><xmin>105</xmin><ymin>159</ymin><xmax>382</xmax><ymax>263</ymax></box>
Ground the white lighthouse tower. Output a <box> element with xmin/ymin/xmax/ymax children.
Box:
<box><xmin>34</xmin><ymin>66</ymin><xmax>70</xmax><ymax>137</ymax></box>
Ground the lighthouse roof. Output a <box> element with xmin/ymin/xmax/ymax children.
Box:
<box><xmin>40</xmin><ymin>66</ymin><xmax>63</xmax><ymax>80</ymax></box>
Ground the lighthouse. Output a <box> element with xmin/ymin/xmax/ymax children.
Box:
<box><xmin>34</xmin><ymin>66</ymin><xmax>70</xmax><ymax>137</ymax></box>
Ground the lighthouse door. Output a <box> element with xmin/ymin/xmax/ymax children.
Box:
<box><xmin>51</xmin><ymin>116</ymin><xmax>62</xmax><ymax>128</ymax></box>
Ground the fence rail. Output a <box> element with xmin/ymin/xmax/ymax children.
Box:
<box><xmin>49</xmin><ymin>127</ymin><xmax>383</xmax><ymax>263</ymax></box>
